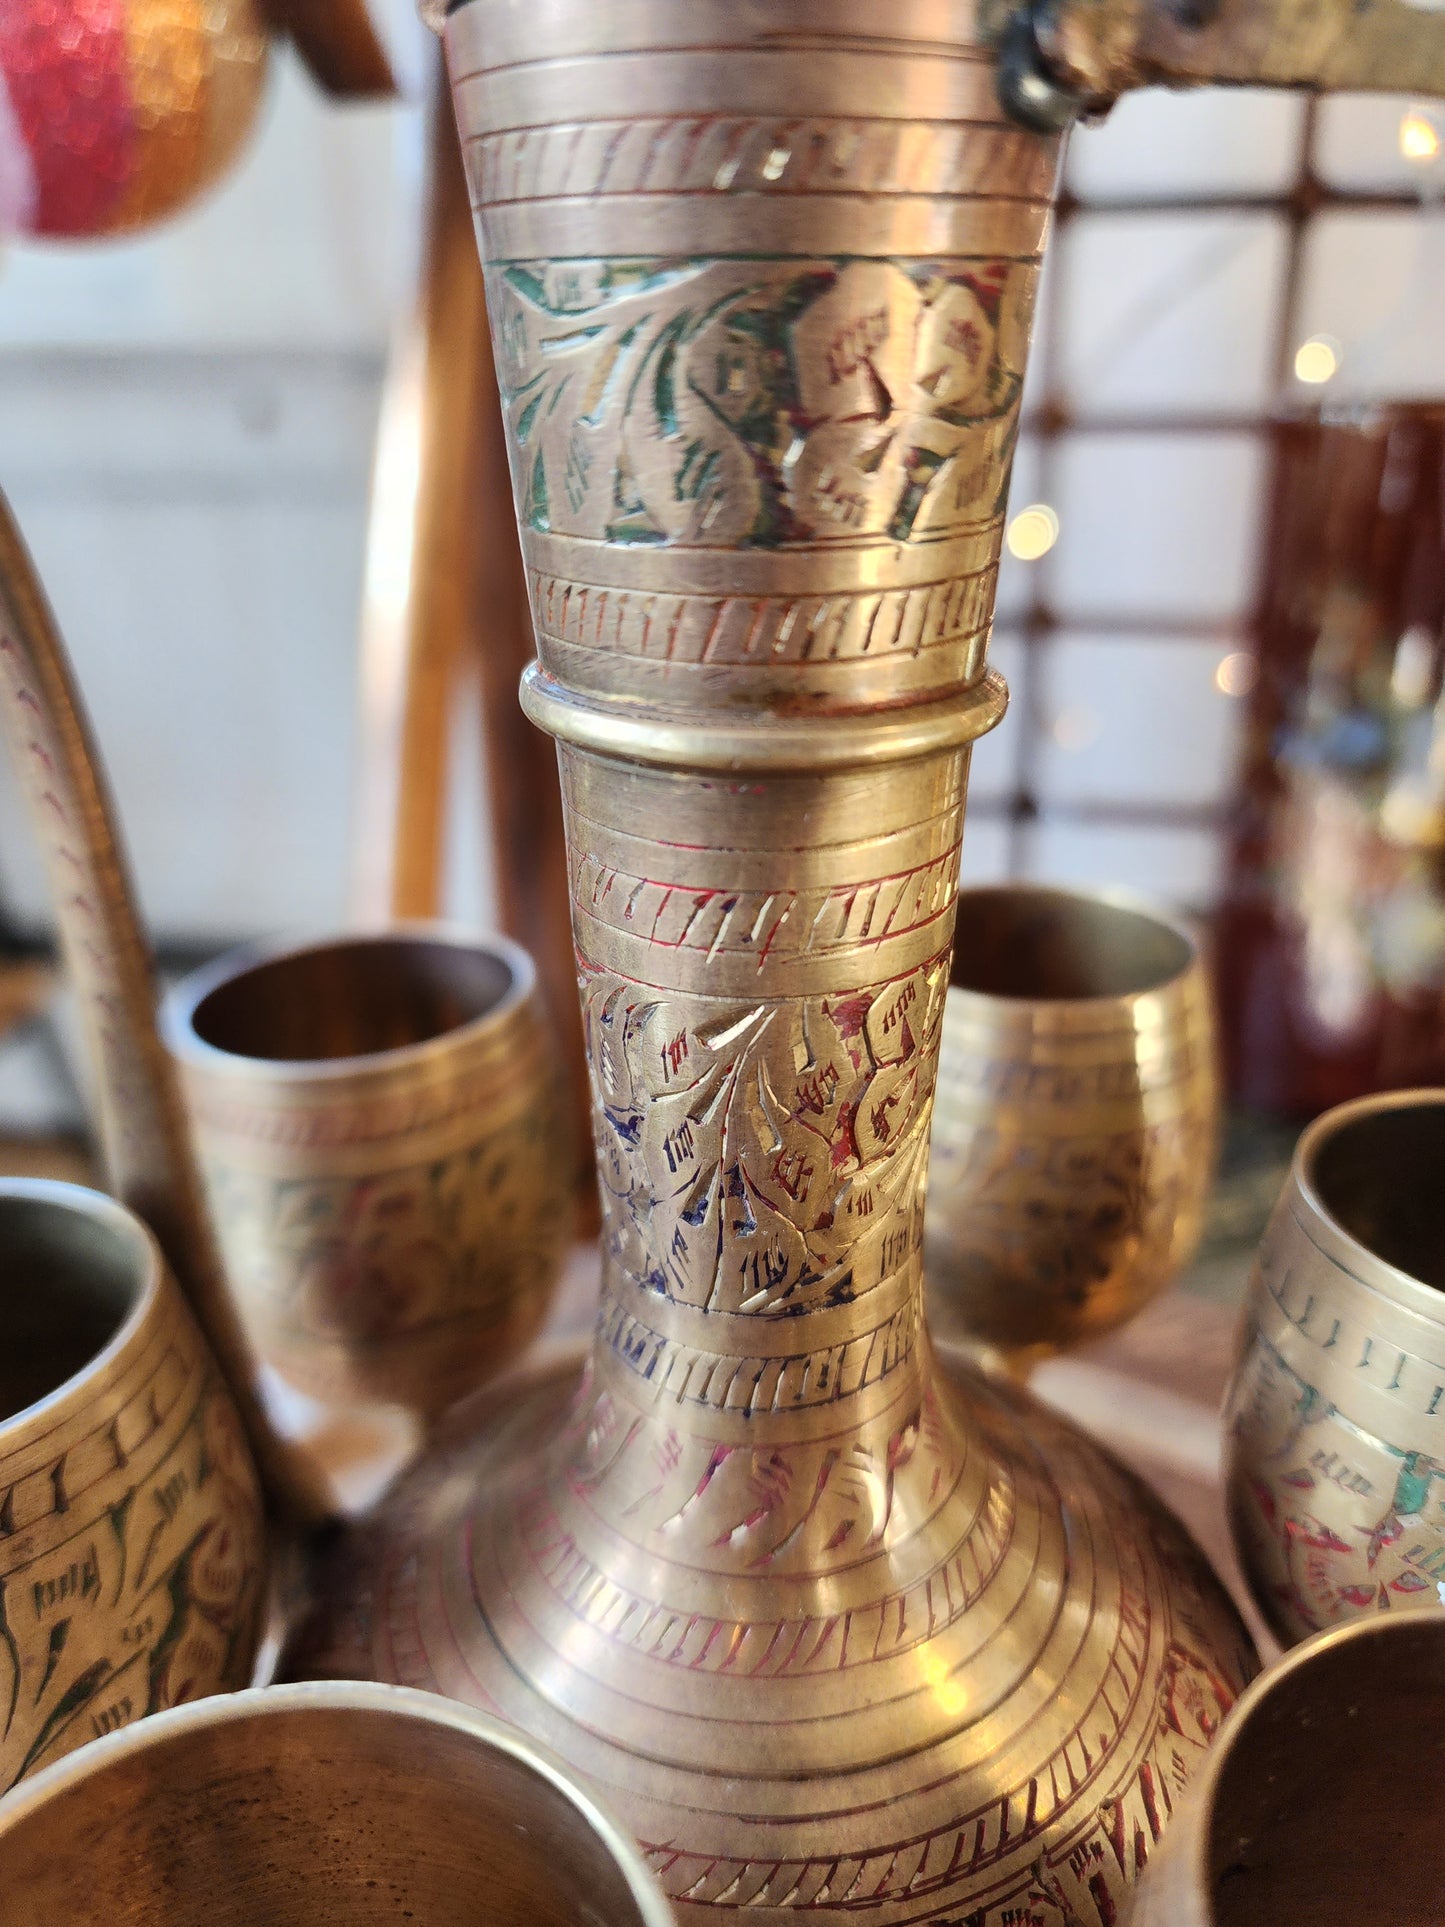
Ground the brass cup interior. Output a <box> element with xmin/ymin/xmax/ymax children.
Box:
<box><xmin>0</xmin><ymin>1184</ymin><xmax>147</xmax><ymax>1426</ymax></box>
<box><xmin>0</xmin><ymin>1684</ymin><xmax>672</xmax><ymax>1927</ymax></box>
<box><xmin>183</xmin><ymin>930</ymin><xmax>521</xmax><ymax>1067</ymax></box>
<box><xmin>1303</xmin><ymin>1093</ymin><xmax>1445</xmax><ymax>1293</ymax></box>
<box><xmin>1203</xmin><ymin>1615</ymin><xmax>1445</xmax><ymax>1925</ymax></box>
<box><xmin>948</xmin><ymin>883</ymin><xmax>1197</xmax><ymax>1000</ymax></box>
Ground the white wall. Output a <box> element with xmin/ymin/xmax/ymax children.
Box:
<box><xmin>0</xmin><ymin>48</ymin><xmax>417</xmax><ymax>948</ymax></box>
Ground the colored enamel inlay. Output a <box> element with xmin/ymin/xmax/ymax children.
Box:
<box><xmin>0</xmin><ymin>1</ymin><xmax>134</xmax><ymax>237</ymax></box>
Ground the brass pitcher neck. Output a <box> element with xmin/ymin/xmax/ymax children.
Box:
<box><xmin>546</xmin><ymin>731</ymin><xmax>983</xmax><ymax>1571</ymax></box>
<box><xmin>453</xmin><ymin>0</ymin><xmax>1046</xmax><ymax>1553</ymax></box>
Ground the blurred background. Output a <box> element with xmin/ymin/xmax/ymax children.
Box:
<box><xmin>1</xmin><ymin>36</ymin><xmax>1442</xmax><ymax>1172</ymax></box>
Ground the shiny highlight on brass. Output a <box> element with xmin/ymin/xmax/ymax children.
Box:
<box><xmin>1226</xmin><ymin>1088</ymin><xmax>1445</xmax><ymax>1645</ymax></box>
<box><xmin>927</xmin><ymin>884</ymin><xmax>1218</xmax><ymax>1355</ymax></box>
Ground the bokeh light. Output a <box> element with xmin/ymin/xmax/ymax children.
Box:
<box><xmin>1400</xmin><ymin>108</ymin><xmax>1442</xmax><ymax>164</ymax></box>
<box><xmin>1050</xmin><ymin>706</ymin><xmax>1100</xmax><ymax>751</ymax></box>
<box><xmin>1294</xmin><ymin>335</ymin><xmax>1340</xmax><ymax>385</ymax></box>
<box><xmin>1214</xmin><ymin>651</ymin><xmax>1258</xmax><ymax>698</ymax></box>
<box><xmin>1005</xmin><ymin>503</ymin><xmax>1060</xmax><ymax>561</ymax></box>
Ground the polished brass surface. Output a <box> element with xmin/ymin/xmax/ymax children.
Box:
<box><xmin>1225</xmin><ymin>1088</ymin><xmax>1445</xmax><ymax>1646</ymax></box>
<box><xmin>165</xmin><ymin>927</ymin><xmax>571</xmax><ymax>1424</ymax></box>
<box><xmin>927</xmin><ymin>885</ymin><xmax>1218</xmax><ymax>1355</ymax></box>
<box><xmin>0</xmin><ymin>488</ymin><xmax>313</xmax><ymax>1520</ymax></box>
<box><xmin>0</xmin><ymin>1180</ymin><xmax>265</xmax><ymax>1793</ymax></box>
<box><xmin>293</xmin><ymin>8</ymin><xmax>1257</xmax><ymax>1923</ymax></box>
<box><xmin>351</xmin><ymin>52</ymin><xmax>594</xmax><ymax>1200</ymax></box>
<box><xmin>0</xmin><ymin>1680</ymin><xmax>675</xmax><ymax>1927</ymax></box>
<box><xmin>299</xmin><ymin>1337</ymin><xmax>1254</xmax><ymax>1925</ymax></box>
<box><xmin>1127</xmin><ymin>1610</ymin><xmax>1445</xmax><ymax>1926</ymax></box>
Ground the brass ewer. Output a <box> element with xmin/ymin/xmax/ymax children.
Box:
<box><xmin>291</xmin><ymin>7</ymin><xmax>1265</xmax><ymax>1923</ymax></box>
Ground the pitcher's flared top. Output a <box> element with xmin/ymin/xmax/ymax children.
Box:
<box><xmin>445</xmin><ymin>0</ymin><xmax>1062</xmax><ymax>733</ymax></box>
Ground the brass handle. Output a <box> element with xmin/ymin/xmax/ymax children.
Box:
<box><xmin>996</xmin><ymin>0</ymin><xmax>1445</xmax><ymax>126</ymax></box>
<box><xmin>0</xmin><ymin>490</ymin><xmax>321</xmax><ymax>1523</ymax></box>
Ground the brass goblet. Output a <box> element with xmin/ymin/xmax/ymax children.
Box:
<box><xmin>925</xmin><ymin>883</ymin><xmax>1219</xmax><ymax>1357</ymax></box>
<box><xmin>164</xmin><ymin>928</ymin><xmax>572</xmax><ymax>1447</ymax></box>
<box><xmin>1128</xmin><ymin>1608</ymin><xmax>1445</xmax><ymax>1926</ymax></box>
<box><xmin>0</xmin><ymin>1180</ymin><xmax>266</xmax><ymax>1793</ymax></box>
<box><xmin>0</xmin><ymin>1680</ymin><xmax>675</xmax><ymax>1927</ymax></box>
<box><xmin>1225</xmin><ymin>1087</ymin><xmax>1445</xmax><ymax>1645</ymax></box>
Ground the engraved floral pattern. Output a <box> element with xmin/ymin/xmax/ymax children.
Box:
<box><xmin>583</xmin><ymin>955</ymin><xmax>948</xmax><ymax>1318</ymax></box>
<box><xmin>489</xmin><ymin>255</ymin><xmax>1033</xmax><ymax>550</ymax></box>
<box><xmin>0</xmin><ymin>1382</ymin><xmax>263</xmax><ymax>1791</ymax></box>
<box><xmin>197</xmin><ymin>1118</ymin><xmax>569</xmax><ymax>1408</ymax></box>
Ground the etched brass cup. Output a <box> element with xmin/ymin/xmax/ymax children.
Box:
<box><xmin>1225</xmin><ymin>1087</ymin><xmax>1445</xmax><ymax>1644</ymax></box>
<box><xmin>0</xmin><ymin>1179</ymin><xmax>266</xmax><ymax>1794</ymax></box>
<box><xmin>164</xmin><ymin>927</ymin><xmax>571</xmax><ymax>1427</ymax></box>
<box><xmin>926</xmin><ymin>884</ymin><xmax>1219</xmax><ymax>1355</ymax></box>
<box><xmin>0</xmin><ymin>1680</ymin><xmax>675</xmax><ymax>1927</ymax></box>
<box><xmin>1127</xmin><ymin>1609</ymin><xmax>1445</xmax><ymax>1927</ymax></box>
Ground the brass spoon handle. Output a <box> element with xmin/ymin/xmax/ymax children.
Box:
<box><xmin>0</xmin><ymin>488</ymin><xmax>310</xmax><ymax>1520</ymax></box>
